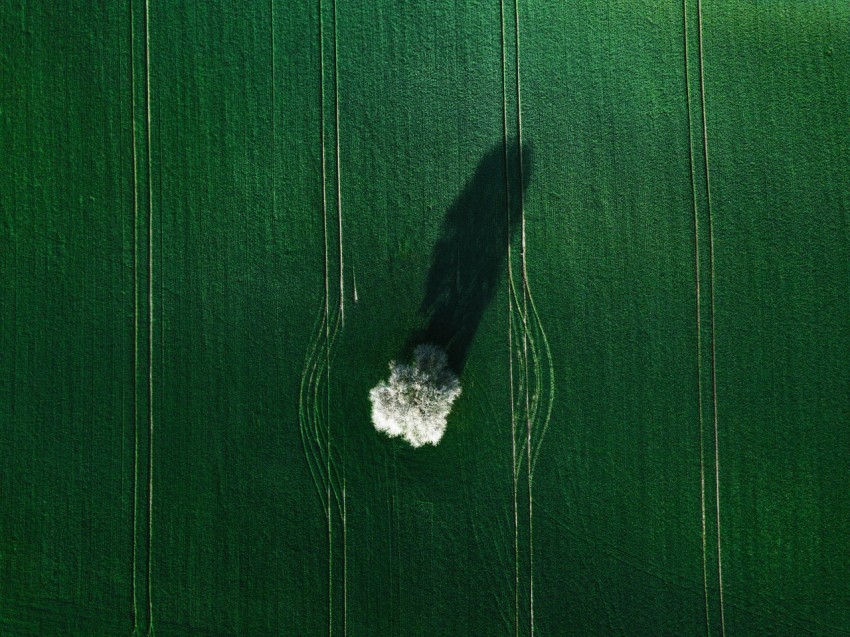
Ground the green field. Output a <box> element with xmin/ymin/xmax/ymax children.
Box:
<box><xmin>2</xmin><ymin>2</ymin><xmax>849</xmax><ymax>635</ymax></box>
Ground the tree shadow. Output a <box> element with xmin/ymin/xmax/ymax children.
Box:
<box><xmin>404</xmin><ymin>139</ymin><xmax>533</xmax><ymax>373</ymax></box>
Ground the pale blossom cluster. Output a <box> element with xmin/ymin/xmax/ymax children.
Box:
<box><xmin>369</xmin><ymin>344</ymin><xmax>461</xmax><ymax>448</ymax></box>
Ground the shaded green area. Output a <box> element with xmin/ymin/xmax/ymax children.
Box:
<box><xmin>2</xmin><ymin>2</ymin><xmax>848</xmax><ymax>636</ymax></box>
<box><xmin>1</xmin><ymin>2</ymin><xmax>135</xmax><ymax>633</ymax></box>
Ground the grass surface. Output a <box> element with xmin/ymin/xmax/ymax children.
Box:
<box><xmin>2</xmin><ymin>1</ymin><xmax>849</xmax><ymax>635</ymax></box>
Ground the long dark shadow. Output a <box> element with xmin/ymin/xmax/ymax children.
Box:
<box><xmin>405</xmin><ymin>139</ymin><xmax>533</xmax><ymax>373</ymax></box>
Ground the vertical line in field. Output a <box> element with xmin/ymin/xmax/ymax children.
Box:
<box><xmin>129</xmin><ymin>1</ymin><xmax>141</xmax><ymax>631</ymax></box>
<box><xmin>682</xmin><ymin>2</ymin><xmax>712</xmax><ymax>634</ymax></box>
<box><xmin>143</xmin><ymin>1</ymin><xmax>155</xmax><ymax>632</ymax></box>
<box><xmin>333</xmin><ymin>0</ymin><xmax>344</xmax><ymax>328</ymax></box>
<box><xmin>499</xmin><ymin>1</ymin><xmax>520</xmax><ymax>634</ymax></box>
<box><xmin>512</xmin><ymin>1</ymin><xmax>534</xmax><ymax>634</ymax></box>
<box><xmin>684</xmin><ymin>1</ymin><xmax>724</xmax><ymax>634</ymax></box>
<box><xmin>319</xmin><ymin>0</ymin><xmax>333</xmax><ymax>635</ymax></box>
<box><xmin>318</xmin><ymin>6</ymin><xmax>329</xmax><ymax>319</ymax></box>
<box><xmin>331</xmin><ymin>2</ymin><xmax>347</xmax><ymax>631</ymax></box>
<box><xmin>318</xmin><ymin>2</ymin><xmax>334</xmax><ymax>634</ymax></box>
<box><xmin>298</xmin><ymin>0</ymin><xmax>347</xmax><ymax>633</ymax></box>
<box><xmin>318</xmin><ymin>0</ymin><xmax>329</xmax><ymax>348</ymax></box>
<box><xmin>270</xmin><ymin>0</ymin><xmax>276</xmax><ymax>222</ymax></box>
<box><xmin>695</xmin><ymin>3</ymin><xmax>725</xmax><ymax>634</ymax></box>
<box><xmin>129</xmin><ymin>1</ymin><xmax>155</xmax><ymax>632</ymax></box>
